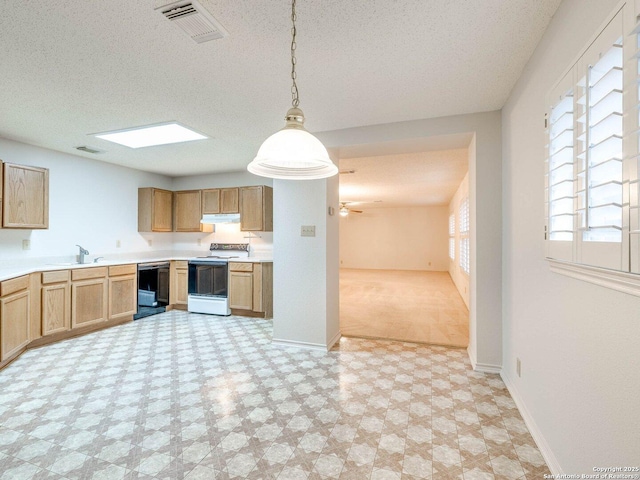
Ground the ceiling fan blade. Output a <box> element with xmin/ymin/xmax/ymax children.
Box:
<box><xmin>351</xmin><ymin>209</ymin><xmax>363</xmax><ymax>213</ymax></box>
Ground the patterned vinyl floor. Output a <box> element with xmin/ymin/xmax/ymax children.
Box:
<box><xmin>0</xmin><ymin>311</ymin><xmax>549</xmax><ymax>479</ymax></box>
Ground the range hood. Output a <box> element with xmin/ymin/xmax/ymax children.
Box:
<box><xmin>200</xmin><ymin>213</ymin><xmax>240</xmax><ymax>224</ymax></box>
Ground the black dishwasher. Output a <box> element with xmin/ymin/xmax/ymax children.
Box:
<box><xmin>134</xmin><ymin>262</ymin><xmax>170</xmax><ymax>319</ymax></box>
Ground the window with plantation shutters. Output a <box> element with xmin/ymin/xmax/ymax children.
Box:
<box><xmin>460</xmin><ymin>197</ymin><xmax>469</xmax><ymax>274</ymax></box>
<box><xmin>546</xmin><ymin>70</ymin><xmax>575</xmax><ymax>262</ymax></box>
<box><xmin>449</xmin><ymin>214</ymin><xmax>455</xmax><ymax>260</ymax></box>
<box><xmin>545</xmin><ymin>4</ymin><xmax>640</xmax><ymax>296</ymax></box>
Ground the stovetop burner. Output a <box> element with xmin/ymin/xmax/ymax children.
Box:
<box><xmin>192</xmin><ymin>243</ymin><xmax>250</xmax><ymax>261</ymax></box>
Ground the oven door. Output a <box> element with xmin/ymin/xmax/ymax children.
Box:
<box><xmin>188</xmin><ymin>261</ymin><xmax>228</xmax><ymax>297</ymax></box>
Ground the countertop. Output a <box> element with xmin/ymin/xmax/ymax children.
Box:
<box><xmin>0</xmin><ymin>253</ymin><xmax>273</xmax><ymax>282</ymax></box>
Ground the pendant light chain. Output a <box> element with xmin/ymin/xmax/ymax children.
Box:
<box><xmin>290</xmin><ymin>0</ymin><xmax>300</xmax><ymax>108</ymax></box>
<box><xmin>247</xmin><ymin>0</ymin><xmax>338</xmax><ymax>180</ymax></box>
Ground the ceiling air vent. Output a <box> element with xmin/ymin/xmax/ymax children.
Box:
<box><xmin>75</xmin><ymin>146</ymin><xmax>104</xmax><ymax>154</ymax></box>
<box><xmin>157</xmin><ymin>0</ymin><xmax>228</xmax><ymax>44</ymax></box>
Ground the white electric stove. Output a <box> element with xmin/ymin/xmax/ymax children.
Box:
<box><xmin>187</xmin><ymin>243</ymin><xmax>250</xmax><ymax>315</ymax></box>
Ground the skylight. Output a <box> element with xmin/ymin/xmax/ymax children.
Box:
<box><xmin>94</xmin><ymin>122</ymin><xmax>207</xmax><ymax>148</ymax></box>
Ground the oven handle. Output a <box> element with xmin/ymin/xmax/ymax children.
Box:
<box><xmin>138</xmin><ymin>262</ymin><xmax>170</xmax><ymax>270</ymax></box>
<box><xmin>188</xmin><ymin>293</ymin><xmax>228</xmax><ymax>298</ymax></box>
<box><xmin>188</xmin><ymin>261</ymin><xmax>228</xmax><ymax>267</ymax></box>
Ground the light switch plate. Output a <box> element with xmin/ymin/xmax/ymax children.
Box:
<box><xmin>301</xmin><ymin>225</ymin><xmax>316</xmax><ymax>237</ymax></box>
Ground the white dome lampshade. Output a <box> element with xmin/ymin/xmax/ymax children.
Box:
<box><xmin>248</xmin><ymin>108</ymin><xmax>338</xmax><ymax>180</ymax></box>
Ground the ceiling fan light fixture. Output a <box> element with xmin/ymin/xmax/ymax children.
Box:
<box><xmin>339</xmin><ymin>206</ymin><xmax>350</xmax><ymax>217</ymax></box>
<box><xmin>247</xmin><ymin>0</ymin><xmax>337</xmax><ymax>181</ymax></box>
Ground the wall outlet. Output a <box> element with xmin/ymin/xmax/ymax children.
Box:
<box><xmin>197</xmin><ymin>238</ymin><xmax>202</xmax><ymax>246</ymax></box>
<box><xmin>22</xmin><ymin>239</ymin><xmax>30</xmax><ymax>250</ymax></box>
<box><xmin>516</xmin><ymin>358</ymin><xmax>522</xmax><ymax>377</ymax></box>
<box><xmin>428</xmin><ymin>261</ymin><xmax>431</xmax><ymax>266</ymax></box>
<box><xmin>147</xmin><ymin>239</ymin><xmax>152</xmax><ymax>247</ymax></box>
<box><xmin>116</xmin><ymin>240</ymin><xmax>121</xmax><ymax>248</ymax></box>
<box><xmin>301</xmin><ymin>225</ymin><xmax>316</xmax><ymax>237</ymax></box>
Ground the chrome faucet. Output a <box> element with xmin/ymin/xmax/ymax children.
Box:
<box><xmin>76</xmin><ymin>245</ymin><xmax>89</xmax><ymax>264</ymax></box>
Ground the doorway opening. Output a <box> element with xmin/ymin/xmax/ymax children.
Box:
<box><xmin>338</xmin><ymin>137</ymin><xmax>471</xmax><ymax>348</ymax></box>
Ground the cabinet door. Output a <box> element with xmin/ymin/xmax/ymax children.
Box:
<box><xmin>240</xmin><ymin>186</ymin><xmax>264</xmax><ymax>231</ymax></box>
<box><xmin>2</xmin><ymin>163</ymin><xmax>49</xmax><ymax>229</ymax></box>
<box><xmin>157</xmin><ymin>268</ymin><xmax>169</xmax><ymax>303</ymax></box>
<box><xmin>1</xmin><ymin>290</ymin><xmax>30</xmax><ymax>361</ymax></box>
<box><xmin>152</xmin><ymin>189</ymin><xmax>173</xmax><ymax>232</ymax></box>
<box><xmin>138</xmin><ymin>188</ymin><xmax>172</xmax><ymax>232</ymax></box>
<box><xmin>109</xmin><ymin>274</ymin><xmax>136</xmax><ymax>320</ymax></box>
<box><xmin>220</xmin><ymin>188</ymin><xmax>239</xmax><ymax>213</ymax></box>
<box><xmin>175</xmin><ymin>268</ymin><xmax>188</xmax><ymax>305</ymax></box>
<box><xmin>72</xmin><ymin>279</ymin><xmax>107</xmax><ymax>328</ymax></box>
<box><xmin>229</xmin><ymin>272</ymin><xmax>253</xmax><ymax>310</ymax></box>
<box><xmin>42</xmin><ymin>283</ymin><xmax>70</xmax><ymax>336</ymax></box>
<box><xmin>174</xmin><ymin>190</ymin><xmax>202</xmax><ymax>232</ymax></box>
<box><xmin>202</xmin><ymin>189</ymin><xmax>221</xmax><ymax>214</ymax></box>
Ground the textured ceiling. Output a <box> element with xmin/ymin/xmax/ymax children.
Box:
<box><xmin>339</xmin><ymin>148</ymin><xmax>469</xmax><ymax>208</ymax></box>
<box><xmin>0</xmin><ymin>0</ymin><xmax>560</xmax><ymax>176</ymax></box>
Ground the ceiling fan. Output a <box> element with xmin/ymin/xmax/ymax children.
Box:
<box><xmin>339</xmin><ymin>202</ymin><xmax>363</xmax><ymax>216</ymax></box>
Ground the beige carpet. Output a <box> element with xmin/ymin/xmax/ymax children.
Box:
<box><xmin>340</xmin><ymin>268</ymin><xmax>469</xmax><ymax>347</ymax></box>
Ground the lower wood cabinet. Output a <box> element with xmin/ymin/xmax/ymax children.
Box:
<box><xmin>170</xmin><ymin>261</ymin><xmax>188</xmax><ymax>306</ymax></box>
<box><xmin>229</xmin><ymin>271</ymin><xmax>253</xmax><ymax>310</ymax></box>
<box><xmin>228</xmin><ymin>262</ymin><xmax>273</xmax><ymax>317</ymax></box>
<box><xmin>0</xmin><ymin>264</ymin><xmax>138</xmax><ymax>369</ymax></box>
<box><xmin>0</xmin><ymin>276</ymin><xmax>30</xmax><ymax>362</ymax></box>
<box><xmin>108</xmin><ymin>265</ymin><xmax>137</xmax><ymax>320</ymax></box>
<box><xmin>71</xmin><ymin>267</ymin><xmax>108</xmax><ymax>328</ymax></box>
<box><xmin>41</xmin><ymin>270</ymin><xmax>70</xmax><ymax>336</ymax></box>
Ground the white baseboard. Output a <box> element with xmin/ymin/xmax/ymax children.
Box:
<box><xmin>272</xmin><ymin>333</ymin><xmax>341</xmax><ymax>352</ymax></box>
<box><xmin>327</xmin><ymin>331</ymin><xmax>341</xmax><ymax>350</ymax></box>
<box><xmin>467</xmin><ymin>346</ymin><xmax>502</xmax><ymax>374</ymax></box>
<box><xmin>501</xmin><ymin>372</ymin><xmax>563</xmax><ymax>475</ymax></box>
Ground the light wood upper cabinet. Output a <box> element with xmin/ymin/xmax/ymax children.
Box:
<box><xmin>202</xmin><ymin>187</ymin><xmax>239</xmax><ymax>214</ymax></box>
<box><xmin>41</xmin><ymin>270</ymin><xmax>70</xmax><ymax>336</ymax></box>
<box><xmin>220</xmin><ymin>188</ymin><xmax>239</xmax><ymax>213</ymax></box>
<box><xmin>174</xmin><ymin>190</ymin><xmax>202</xmax><ymax>232</ymax></box>
<box><xmin>2</xmin><ymin>162</ymin><xmax>49</xmax><ymax>229</ymax></box>
<box><xmin>240</xmin><ymin>186</ymin><xmax>273</xmax><ymax>232</ymax></box>
<box><xmin>202</xmin><ymin>189</ymin><xmax>221</xmax><ymax>214</ymax></box>
<box><xmin>0</xmin><ymin>160</ymin><xmax>3</xmax><ymax>220</ymax></box>
<box><xmin>138</xmin><ymin>187</ymin><xmax>173</xmax><ymax>232</ymax></box>
<box><xmin>108</xmin><ymin>265</ymin><xmax>136</xmax><ymax>320</ymax></box>
<box><xmin>0</xmin><ymin>276</ymin><xmax>30</xmax><ymax>362</ymax></box>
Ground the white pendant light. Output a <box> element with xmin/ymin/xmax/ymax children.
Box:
<box><xmin>247</xmin><ymin>0</ymin><xmax>338</xmax><ymax>180</ymax></box>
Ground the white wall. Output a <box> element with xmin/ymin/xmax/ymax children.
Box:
<box><xmin>339</xmin><ymin>206</ymin><xmax>449</xmax><ymax>271</ymax></box>
<box><xmin>272</xmin><ymin>173</ymin><xmax>340</xmax><ymax>349</ymax></box>
<box><xmin>502</xmin><ymin>0</ymin><xmax>640</xmax><ymax>471</ymax></box>
<box><xmin>448</xmin><ymin>173</ymin><xmax>469</xmax><ymax>308</ymax></box>
<box><xmin>0</xmin><ymin>137</ymin><xmax>173</xmax><ymax>264</ymax></box>
<box><xmin>319</xmin><ymin>111</ymin><xmax>502</xmax><ymax>371</ymax></box>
